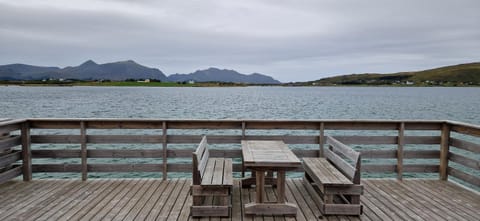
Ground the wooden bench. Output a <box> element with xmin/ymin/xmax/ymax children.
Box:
<box><xmin>303</xmin><ymin>136</ymin><xmax>363</xmax><ymax>216</ymax></box>
<box><xmin>191</xmin><ymin>136</ymin><xmax>233</xmax><ymax>217</ymax></box>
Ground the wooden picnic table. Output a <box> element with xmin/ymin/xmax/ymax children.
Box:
<box><xmin>241</xmin><ymin>140</ymin><xmax>302</xmax><ymax>216</ymax></box>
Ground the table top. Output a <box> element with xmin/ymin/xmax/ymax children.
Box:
<box><xmin>241</xmin><ymin>140</ymin><xmax>302</xmax><ymax>169</ymax></box>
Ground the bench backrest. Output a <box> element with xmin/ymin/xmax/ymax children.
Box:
<box><xmin>192</xmin><ymin>136</ymin><xmax>209</xmax><ymax>185</ymax></box>
<box><xmin>324</xmin><ymin>136</ymin><xmax>361</xmax><ymax>184</ymax></box>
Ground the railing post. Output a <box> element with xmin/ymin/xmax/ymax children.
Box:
<box><xmin>162</xmin><ymin>121</ymin><xmax>167</xmax><ymax>180</ymax></box>
<box><xmin>439</xmin><ymin>123</ymin><xmax>451</xmax><ymax>180</ymax></box>
<box><xmin>21</xmin><ymin>121</ymin><xmax>32</xmax><ymax>181</ymax></box>
<box><xmin>397</xmin><ymin>122</ymin><xmax>404</xmax><ymax>180</ymax></box>
<box><xmin>80</xmin><ymin>121</ymin><xmax>87</xmax><ymax>181</ymax></box>
<box><xmin>319</xmin><ymin>122</ymin><xmax>325</xmax><ymax>157</ymax></box>
<box><xmin>242</xmin><ymin>121</ymin><xmax>246</xmax><ymax>177</ymax></box>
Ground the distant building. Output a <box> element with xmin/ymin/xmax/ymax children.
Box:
<box><xmin>405</xmin><ymin>81</ymin><xmax>414</xmax><ymax>85</ymax></box>
<box><xmin>188</xmin><ymin>80</ymin><xmax>195</xmax><ymax>84</ymax></box>
<box><xmin>137</xmin><ymin>79</ymin><xmax>150</xmax><ymax>83</ymax></box>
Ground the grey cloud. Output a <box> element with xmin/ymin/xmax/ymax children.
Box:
<box><xmin>0</xmin><ymin>0</ymin><xmax>479</xmax><ymax>82</ymax></box>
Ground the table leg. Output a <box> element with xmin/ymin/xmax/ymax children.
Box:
<box><xmin>256</xmin><ymin>170</ymin><xmax>265</xmax><ymax>203</ymax></box>
<box><xmin>277</xmin><ymin>170</ymin><xmax>285</xmax><ymax>203</ymax></box>
<box><xmin>244</xmin><ymin>169</ymin><xmax>297</xmax><ymax>216</ymax></box>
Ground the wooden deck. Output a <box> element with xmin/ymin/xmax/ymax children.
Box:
<box><xmin>0</xmin><ymin>178</ymin><xmax>478</xmax><ymax>221</ymax></box>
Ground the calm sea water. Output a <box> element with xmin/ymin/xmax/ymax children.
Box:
<box><xmin>1</xmin><ymin>86</ymin><xmax>479</xmax><ymax>123</ymax></box>
<box><xmin>1</xmin><ymin>86</ymin><xmax>479</xmax><ymax>182</ymax></box>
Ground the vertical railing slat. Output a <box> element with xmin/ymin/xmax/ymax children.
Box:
<box><xmin>242</xmin><ymin>121</ymin><xmax>246</xmax><ymax>177</ymax></box>
<box><xmin>439</xmin><ymin>123</ymin><xmax>451</xmax><ymax>180</ymax></box>
<box><xmin>397</xmin><ymin>122</ymin><xmax>405</xmax><ymax>180</ymax></box>
<box><xmin>80</xmin><ymin>121</ymin><xmax>87</xmax><ymax>181</ymax></box>
<box><xmin>319</xmin><ymin>122</ymin><xmax>325</xmax><ymax>157</ymax></box>
<box><xmin>21</xmin><ymin>122</ymin><xmax>32</xmax><ymax>181</ymax></box>
<box><xmin>162</xmin><ymin>121</ymin><xmax>167</xmax><ymax>180</ymax></box>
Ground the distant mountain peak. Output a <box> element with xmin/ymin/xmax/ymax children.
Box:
<box><xmin>80</xmin><ymin>60</ymin><xmax>98</xmax><ymax>66</ymax></box>
<box><xmin>119</xmin><ymin>60</ymin><xmax>137</xmax><ymax>64</ymax></box>
<box><xmin>168</xmin><ymin>67</ymin><xmax>281</xmax><ymax>84</ymax></box>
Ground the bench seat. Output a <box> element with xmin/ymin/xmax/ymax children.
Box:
<box><xmin>303</xmin><ymin>136</ymin><xmax>363</xmax><ymax>216</ymax></box>
<box><xmin>200</xmin><ymin>158</ymin><xmax>233</xmax><ymax>187</ymax></box>
<box><xmin>191</xmin><ymin>136</ymin><xmax>233</xmax><ymax>217</ymax></box>
<box><xmin>303</xmin><ymin>158</ymin><xmax>353</xmax><ymax>186</ymax></box>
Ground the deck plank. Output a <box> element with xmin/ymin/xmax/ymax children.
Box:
<box><xmin>390</xmin><ymin>180</ymin><xmax>459</xmax><ymax>220</ymax></box>
<box><xmin>0</xmin><ymin>180</ymin><xmax>70</xmax><ymax>219</ymax></box>
<box><xmin>40</xmin><ymin>179</ymin><xmax>112</xmax><ymax>221</ymax></box>
<box><xmin>145</xmin><ymin>178</ymin><xmax>179</xmax><ymax>221</ymax></box>
<box><xmin>80</xmin><ymin>179</ymin><xmax>134</xmax><ymax>220</ymax></box>
<box><xmin>414</xmin><ymin>180</ymin><xmax>480</xmax><ymax>220</ymax></box>
<box><xmin>376</xmin><ymin>179</ymin><xmax>446</xmax><ymax>221</ymax></box>
<box><xmin>0</xmin><ymin>178</ymin><xmax>478</xmax><ymax>221</ymax></box>
<box><xmin>9</xmin><ymin>180</ymin><xmax>84</xmax><ymax>220</ymax></box>
<box><xmin>90</xmin><ymin>179</ymin><xmax>141</xmax><ymax>221</ymax></box>
<box><xmin>0</xmin><ymin>179</ymin><xmax>57</xmax><ymax>210</ymax></box>
<box><xmin>285</xmin><ymin>179</ymin><xmax>312</xmax><ymax>221</ymax></box>
<box><xmin>364</xmin><ymin>180</ymin><xmax>422</xmax><ymax>220</ymax></box>
<box><xmin>111</xmin><ymin>179</ymin><xmax>157</xmax><ymax>221</ymax></box>
<box><xmin>102</xmin><ymin>178</ymin><xmax>151</xmax><ymax>221</ymax></box>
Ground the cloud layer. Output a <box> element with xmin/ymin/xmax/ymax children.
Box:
<box><xmin>1</xmin><ymin>0</ymin><xmax>479</xmax><ymax>82</ymax></box>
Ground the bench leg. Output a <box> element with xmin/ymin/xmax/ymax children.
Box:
<box><xmin>191</xmin><ymin>185</ymin><xmax>231</xmax><ymax>217</ymax></box>
<box><xmin>350</xmin><ymin>195</ymin><xmax>361</xmax><ymax>204</ymax></box>
<box><xmin>324</xmin><ymin>194</ymin><xmax>334</xmax><ymax>204</ymax></box>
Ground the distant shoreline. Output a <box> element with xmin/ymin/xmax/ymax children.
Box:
<box><xmin>1</xmin><ymin>81</ymin><xmax>478</xmax><ymax>88</ymax></box>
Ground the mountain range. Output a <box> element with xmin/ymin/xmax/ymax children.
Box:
<box><xmin>0</xmin><ymin>60</ymin><xmax>281</xmax><ymax>84</ymax></box>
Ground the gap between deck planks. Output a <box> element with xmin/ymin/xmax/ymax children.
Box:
<box><xmin>0</xmin><ymin>179</ymin><xmax>478</xmax><ymax>221</ymax></box>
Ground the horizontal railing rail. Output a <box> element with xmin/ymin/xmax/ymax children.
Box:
<box><xmin>0</xmin><ymin>118</ymin><xmax>478</xmax><ymax>190</ymax></box>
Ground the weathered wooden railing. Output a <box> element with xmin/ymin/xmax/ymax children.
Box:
<box><xmin>0</xmin><ymin>119</ymin><xmax>30</xmax><ymax>183</ymax></box>
<box><xmin>0</xmin><ymin>119</ymin><xmax>478</xmax><ymax>189</ymax></box>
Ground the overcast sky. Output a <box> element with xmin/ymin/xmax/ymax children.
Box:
<box><xmin>1</xmin><ymin>0</ymin><xmax>479</xmax><ymax>82</ymax></box>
